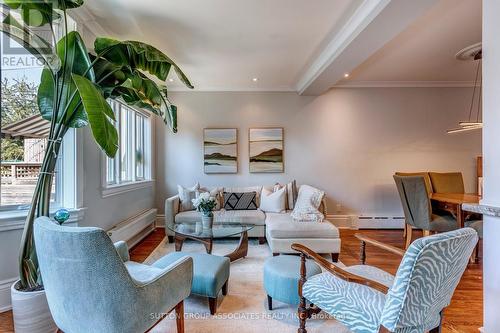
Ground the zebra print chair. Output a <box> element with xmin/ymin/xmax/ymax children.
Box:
<box><xmin>292</xmin><ymin>227</ymin><xmax>478</xmax><ymax>333</ymax></box>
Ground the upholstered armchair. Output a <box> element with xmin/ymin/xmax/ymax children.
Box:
<box><xmin>34</xmin><ymin>217</ymin><xmax>193</xmax><ymax>333</ymax></box>
<box><xmin>292</xmin><ymin>227</ymin><xmax>478</xmax><ymax>333</ymax></box>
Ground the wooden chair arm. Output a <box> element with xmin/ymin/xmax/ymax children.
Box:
<box><xmin>355</xmin><ymin>234</ymin><xmax>405</xmax><ymax>257</ymax></box>
<box><xmin>291</xmin><ymin>243</ymin><xmax>389</xmax><ymax>294</ymax></box>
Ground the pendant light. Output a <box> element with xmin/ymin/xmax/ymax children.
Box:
<box><xmin>447</xmin><ymin>44</ymin><xmax>482</xmax><ymax>134</ymax></box>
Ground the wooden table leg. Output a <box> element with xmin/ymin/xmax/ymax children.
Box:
<box><xmin>457</xmin><ymin>204</ymin><xmax>464</xmax><ymax>228</ymax></box>
<box><xmin>201</xmin><ymin>238</ymin><xmax>213</xmax><ymax>254</ymax></box>
<box><xmin>225</xmin><ymin>230</ymin><xmax>248</xmax><ymax>262</ymax></box>
<box><xmin>175</xmin><ymin>234</ymin><xmax>185</xmax><ymax>251</ymax></box>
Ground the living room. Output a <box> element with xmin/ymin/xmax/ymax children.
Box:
<box><xmin>0</xmin><ymin>0</ymin><xmax>498</xmax><ymax>332</ymax></box>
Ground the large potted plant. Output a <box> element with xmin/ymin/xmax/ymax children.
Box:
<box><xmin>0</xmin><ymin>1</ymin><xmax>193</xmax><ymax>331</ymax></box>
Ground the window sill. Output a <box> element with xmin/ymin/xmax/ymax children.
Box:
<box><xmin>0</xmin><ymin>207</ymin><xmax>86</xmax><ymax>232</ymax></box>
<box><xmin>101</xmin><ymin>179</ymin><xmax>155</xmax><ymax>198</ymax></box>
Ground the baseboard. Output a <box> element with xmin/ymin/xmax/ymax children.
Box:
<box><xmin>0</xmin><ymin>277</ymin><xmax>17</xmax><ymax>313</ymax></box>
<box><xmin>156</xmin><ymin>214</ymin><xmax>165</xmax><ymax>228</ymax></box>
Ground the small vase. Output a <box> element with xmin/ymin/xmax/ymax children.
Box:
<box><xmin>201</xmin><ymin>213</ymin><xmax>214</xmax><ymax>229</ymax></box>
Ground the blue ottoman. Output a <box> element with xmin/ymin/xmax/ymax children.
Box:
<box><xmin>264</xmin><ymin>255</ymin><xmax>321</xmax><ymax>309</ymax></box>
<box><xmin>153</xmin><ymin>252</ymin><xmax>230</xmax><ymax>314</ymax></box>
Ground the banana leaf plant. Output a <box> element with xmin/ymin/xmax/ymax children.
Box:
<box><xmin>0</xmin><ymin>0</ymin><xmax>193</xmax><ymax>291</ymax></box>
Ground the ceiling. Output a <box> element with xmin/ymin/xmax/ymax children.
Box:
<box><xmin>81</xmin><ymin>0</ymin><xmax>482</xmax><ymax>94</ymax></box>
<box><xmin>338</xmin><ymin>0</ymin><xmax>482</xmax><ymax>87</ymax></box>
<box><xmin>83</xmin><ymin>0</ymin><xmax>362</xmax><ymax>91</ymax></box>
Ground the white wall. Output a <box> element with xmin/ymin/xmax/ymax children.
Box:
<box><xmin>156</xmin><ymin>88</ymin><xmax>481</xmax><ymax>217</ymax></box>
<box><xmin>482</xmin><ymin>0</ymin><xmax>500</xmax><ymax>330</ymax></box>
<box><xmin>0</xmin><ymin>228</ymin><xmax>23</xmax><ymax>311</ymax></box>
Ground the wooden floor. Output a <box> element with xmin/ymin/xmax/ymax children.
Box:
<box><xmin>0</xmin><ymin>228</ymin><xmax>483</xmax><ymax>333</ymax></box>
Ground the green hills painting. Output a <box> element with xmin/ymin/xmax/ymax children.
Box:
<box><xmin>204</xmin><ymin>128</ymin><xmax>237</xmax><ymax>173</ymax></box>
<box><xmin>249</xmin><ymin>128</ymin><xmax>283</xmax><ymax>173</ymax></box>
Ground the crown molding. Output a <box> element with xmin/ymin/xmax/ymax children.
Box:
<box><xmin>295</xmin><ymin>0</ymin><xmax>392</xmax><ymax>95</ymax></box>
<box><xmin>333</xmin><ymin>80</ymin><xmax>479</xmax><ymax>88</ymax></box>
<box><xmin>168</xmin><ymin>86</ymin><xmax>296</xmax><ymax>93</ymax></box>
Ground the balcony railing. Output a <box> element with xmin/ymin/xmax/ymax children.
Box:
<box><xmin>1</xmin><ymin>162</ymin><xmax>42</xmax><ymax>184</ymax></box>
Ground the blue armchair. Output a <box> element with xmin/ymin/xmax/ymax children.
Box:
<box><xmin>34</xmin><ymin>217</ymin><xmax>193</xmax><ymax>333</ymax></box>
<box><xmin>292</xmin><ymin>227</ymin><xmax>478</xmax><ymax>333</ymax></box>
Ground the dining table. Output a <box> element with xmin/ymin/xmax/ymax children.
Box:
<box><xmin>430</xmin><ymin>193</ymin><xmax>481</xmax><ymax>228</ymax></box>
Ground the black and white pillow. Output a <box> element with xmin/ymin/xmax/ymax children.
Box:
<box><xmin>223</xmin><ymin>192</ymin><xmax>258</xmax><ymax>210</ymax></box>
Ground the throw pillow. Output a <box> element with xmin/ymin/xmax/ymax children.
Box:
<box><xmin>224</xmin><ymin>186</ymin><xmax>263</xmax><ymax>206</ymax></box>
<box><xmin>260</xmin><ymin>187</ymin><xmax>286</xmax><ymax>213</ymax></box>
<box><xmin>197</xmin><ymin>187</ymin><xmax>223</xmax><ymax>210</ymax></box>
<box><xmin>223</xmin><ymin>192</ymin><xmax>258</xmax><ymax>210</ymax></box>
<box><xmin>285</xmin><ymin>180</ymin><xmax>298</xmax><ymax>210</ymax></box>
<box><xmin>273</xmin><ymin>183</ymin><xmax>283</xmax><ymax>192</ymax></box>
<box><xmin>177</xmin><ymin>183</ymin><xmax>200</xmax><ymax>211</ymax></box>
<box><xmin>291</xmin><ymin>185</ymin><xmax>325</xmax><ymax>222</ymax></box>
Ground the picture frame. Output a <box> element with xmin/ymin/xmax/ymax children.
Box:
<box><xmin>203</xmin><ymin>128</ymin><xmax>238</xmax><ymax>174</ymax></box>
<box><xmin>249</xmin><ymin>127</ymin><xmax>284</xmax><ymax>173</ymax></box>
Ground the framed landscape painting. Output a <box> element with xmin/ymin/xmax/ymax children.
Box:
<box><xmin>249</xmin><ymin>128</ymin><xmax>284</xmax><ymax>173</ymax></box>
<box><xmin>204</xmin><ymin>128</ymin><xmax>238</xmax><ymax>173</ymax></box>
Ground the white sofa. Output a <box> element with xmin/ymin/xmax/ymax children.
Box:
<box><xmin>164</xmin><ymin>185</ymin><xmax>341</xmax><ymax>259</ymax></box>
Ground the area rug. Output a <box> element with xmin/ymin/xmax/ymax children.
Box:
<box><xmin>144</xmin><ymin>237</ymin><xmax>349</xmax><ymax>333</ymax></box>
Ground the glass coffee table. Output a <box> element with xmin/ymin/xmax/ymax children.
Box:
<box><xmin>167</xmin><ymin>223</ymin><xmax>255</xmax><ymax>262</ymax></box>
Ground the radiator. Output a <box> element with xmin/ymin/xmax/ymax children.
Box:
<box><xmin>356</xmin><ymin>215</ymin><xmax>405</xmax><ymax>229</ymax></box>
<box><xmin>325</xmin><ymin>215</ymin><xmax>357</xmax><ymax>228</ymax></box>
<box><xmin>107</xmin><ymin>208</ymin><xmax>157</xmax><ymax>247</ymax></box>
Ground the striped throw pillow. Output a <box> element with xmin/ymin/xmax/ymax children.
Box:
<box><xmin>285</xmin><ymin>180</ymin><xmax>298</xmax><ymax>210</ymax></box>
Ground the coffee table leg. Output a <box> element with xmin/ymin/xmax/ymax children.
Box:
<box><xmin>175</xmin><ymin>234</ymin><xmax>185</xmax><ymax>251</ymax></box>
<box><xmin>201</xmin><ymin>239</ymin><xmax>213</xmax><ymax>254</ymax></box>
<box><xmin>225</xmin><ymin>230</ymin><xmax>248</xmax><ymax>262</ymax></box>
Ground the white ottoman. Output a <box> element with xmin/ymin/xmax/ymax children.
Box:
<box><xmin>265</xmin><ymin>213</ymin><xmax>341</xmax><ymax>262</ymax></box>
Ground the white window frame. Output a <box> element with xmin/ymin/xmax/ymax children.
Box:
<box><xmin>101</xmin><ymin>100</ymin><xmax>154</xmax><ymax>198</ymax></box>
<box><xmin>0</xmin><ymin>129</ymin><xmax>85</xmax><ymax>228</ymax></box>
<box><xmin>0</xmin><ymin>130</ymin><xmax>77</xmax><ymax>211</ymax></box>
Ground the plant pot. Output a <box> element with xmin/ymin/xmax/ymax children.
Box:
<box><xmin>11</xmin><ymin>281</ymin><xmax>57</xmax><ymax>333</ymax></box>
<box><xmin>201</xmin><ymin>214</ymin><xmax>214</xmax><ymax>229</ymax></box>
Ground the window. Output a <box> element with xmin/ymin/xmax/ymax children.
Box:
<box><xmin>103</xmin><ymin>100</ymin><xmax>152</xmax><ymax>196</ymax></box>
<box><xmin>0</xmin><ymin>14</ymin><xmax>77</xmax><ymax>211</ymax></box>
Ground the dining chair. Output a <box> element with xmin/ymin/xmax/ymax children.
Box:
<box><xmin>428</xmin><ymin>172</ymin><xmax>482</xmax><ymax>223</ymax></box>
<box><xmin>292</xmin><ymin>227</ymin><xmax>478</xmax><ymax>333</ymax></box>
<box><xmin>465</xmin><ymin>219</ymin><xmax>483</xmax><ymax>262</ymax></box>
<box><xmin>34</xmin><ymin>217</ymin><xmax>193</xmax><ymax>333</ymax></box>
<box><xmin>395</xmin><ymin>172</ymin><xmax>433</xmax><ymax>194</ymax></box>
<box><xmin>393</xmin><ymin>175</ymin><xmax>458</xmax><ymax>248</ymax></box>
<box><xmin>395</xmin><ymin>172</ymin><xmax>433</xmax><ymax>240</ymax></box>
<box><xmin>429</xmin><ymin>172</ymin><xmax>465</xmax><ymax>194</ymax></box>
